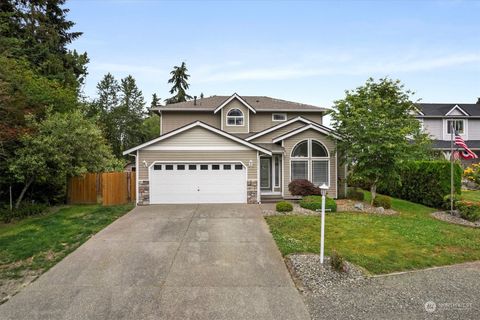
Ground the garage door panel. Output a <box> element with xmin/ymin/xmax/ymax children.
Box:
<box><xmin>149</xmin><ymin>163</ymin><xmax>247</xmax><ymax>204</ymax></box>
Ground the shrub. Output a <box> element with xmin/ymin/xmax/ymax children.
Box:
<box><xmin>442</xmin><ymin>194</ymin><xmax>462</xmax><ymax>210</ymax></box>
<box><xmin>276</xmin><ymin>201</ymin><xmax>293</xmax><ymax>212</ymax></box>
<box><xmin>377</xmin><ymin>161</ymin><xmax>462</xmax><ymax>208</ymax></box>
<box><xmin>0</xmin><ymin>203</ymin><xmax>48</xmax><ymax>223</ymax></box>
<box><xmin>299</xmin><ymin>196</ymin><xmax>337</xmax><ymax>212</ymax></box>
<box><xmin>346</xmin><ymin>187</ymin><xmax>364</xmax><ymax>201</ymax></box>
<box><xmin>464</xmin><ymin>164</ymin><xmax>480</xmax><ymax>185</ymax></box>
<box><xmin>288</xmin><ymin>179</ymin><xmax>321</xmax><ymax>197</ymax></box>
<box><xmin>456</xmin><ymin>201</ymin><xmax>480</xmax><ymax>222</ymax></box>
<box><xmin>330</xmin><ymin>249</ymin><xmax>345</xmax><ymax>272</ymax></box>
<box><xmin>372</xmin><ymin>195</ymin><xmax>392</xmax><ymax>209</ymax></box>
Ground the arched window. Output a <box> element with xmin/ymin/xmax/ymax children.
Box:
<box><xmin>292</xmin><ymin>140</ymin><xmax>308</xmax><ymax>157</ymax></box>
<box><xmin>291</xmin><ymin>139</ymin><xmax>329</xmax><ymax>186</ymax></box>
<box><xmin>227</xmin><ymin>109</ymin><xmax>244</xmax><ymax>126</ymax></box>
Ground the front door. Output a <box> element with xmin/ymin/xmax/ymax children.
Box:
<box><xmin>260</xmin><ymin>158</ymin><xmax>271</xmax><ymax>190</ymax></box>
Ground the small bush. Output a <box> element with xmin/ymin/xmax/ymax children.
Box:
<box><xmin>0</xmin><ymin>203</ymin><xmax>48</xmax><ymax>223</ymax></box>
<box><xmin>457</xmin><ymin>201</ymin><xmax>480</xmax><ymax>222</ymax></box>
<box><xmin>276</xmin><ymin>201</ymin><xmax>293</xmax><ymax>212</ymax></box>
<box><xmin>288</xmin><ymin>179</ymin><xmax>321</xmax><ymax>197</ymax></box>
<box><xmin>442</xmin><ymin>194</ymin><xmax>461</xmax><ymax>210</ymax></box>
<box><xmin>372</xmin><ymin>195</ymin><xmax>392</xmax><ymax>209</ymax></box>
<box><xmin>346</xmin><ymin>187</ymin><xmax>364</xmax><ymax>201</ymax></box>
<box><xmin>299</xmin><ymin>196</ymin><xmax>337</xmax><ymax>212</ymax></box>
<box><xmin>330</xmin><ymin>249</ymin><xmax>345</xmax><ymax>272</ymax></box>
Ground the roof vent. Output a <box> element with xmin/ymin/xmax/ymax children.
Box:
<box><xmin>194</xmin><ymin>96</ymin><xmax>197</xmax><ymax>106</ymax></box>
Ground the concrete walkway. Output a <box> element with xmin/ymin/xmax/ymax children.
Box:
<box><xmin>0</xmin><ymin>204</ymin><xmax>309</xmax><ymax>320</ymax></box>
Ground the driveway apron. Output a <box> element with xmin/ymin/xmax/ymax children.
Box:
<box><xmin>0</xmin><ymin>204</ymin><xmax>310</xmax><ymax>320</ymax></box>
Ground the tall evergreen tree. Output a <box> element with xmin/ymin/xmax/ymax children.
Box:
<box><xmin>165</xmin><ymin>62</ymin><xmax>192</xmax><ymax>104</ymax></box>
<box><xmin>151</xmin><ymin>93</ymin><xmax>160</xmax><ymax>108</ymax></box>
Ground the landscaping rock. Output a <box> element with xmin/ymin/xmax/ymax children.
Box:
<box><xmin>431</xmin><ymin>211</ymin><xmax>480</xmax><ymax>228</ymax></box>
<box><xmin>286</xmin><ymin>254</ymin><xmax>367</xmax><ymax>295</ymax></box>
<box><xmin>376</xmin><ymin>207</ymin><xmax>385</xmax><ymax>214</ymax></box>
<box><xmin>336</xmin><ymin>199</ymin><xmax>397</xmax><ymax>215</ymax></box>
<box><xmin>354</xmin><ymin>202</ymin><xmax>364</xmax><ymax>211</ymax></box>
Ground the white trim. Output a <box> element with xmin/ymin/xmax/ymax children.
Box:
<box><xmin>245</xmin><ymin>116</ymin><xmax>313</xmax><ymax>141</ymax></box>
<box><xmin>136</xmin><ymin>150</ymin><xmax>139</xmax><ymax>205</ymax></box>
<box><xmin>225</xmin><ymin>108</ymin><xmax>245</xmax><ymax>127</ymax></box>
<box><xmin>289</xmin><ymin>139</ymin><xmax>331</xmax><ymax>189</ymax></box>
<box><xmin>122</xmin><ymin>121</ymin><xmax>271</xmax><ymax>155</ymax></box>
<box><xmin>443</xmin><ymin>118</ymin><xmax>468</xmax><ymax>141</ymax></box>
<box><xmin>273</xmin><ymin>124</ymin><xmax>342</xmax><ymax>143</ymax></box>
<box><xmin>159</xmin><ymin>111</ymin><xmax>163</xmax><ymax>135</ymax></box>
<box><xmin>445</xmin><ymin>104</ymin><xmax>469</xmax><ymax>116</ymax></box>
<box><xmin>143</xmin><ymin>146</ymin><xmax>251</xmax><ymax>151</ymax></box>
<box><xmin>213</xmin><ymin>93</ymin><xmax>257</xmax><ymax>114</ymax></box>
<box><xmin>272</xmin><ymin>113</ymin><xmax>287</xmax><ymax>122</ymax></box>
<box><xmin>257</xmin><ymin>151</ymin><xmax>261</xmax><ymax>203</ymax></box>
<box><xmin>260</xmin><ymin>192</ymin><xmax>282</xmax><ymax>196</ymax></box>
<box><xmin>221</xmin><ymin>108</ymin><xmax>224</xmax><ymax>130</ymax></box>
<box><xmin>281</xmin><ymin>152</ymin><xmax>285</xmax><ymax>198</ymax></box>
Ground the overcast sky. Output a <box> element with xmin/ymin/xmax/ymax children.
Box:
<box><xmin>68</xmin><ymin>0</ymin><xmax>480</xmax><ymax>109</ymax></box>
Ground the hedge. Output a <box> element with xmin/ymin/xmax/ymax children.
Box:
<box><xmin>378</xmin><ymin>161</ymin><xmax>462</xmax><ymax>208</ymax></box>
<box><xmin>299</xmin><ymin>196</ymin><xmax>337</xmax><ymax>212</ymax></box>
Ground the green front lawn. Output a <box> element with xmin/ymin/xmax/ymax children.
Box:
<box><xmin>462</xmin><ymin>190</ymin><xmax>480</xmax><ymax>202</ymax></box>
<box><xmin>0</xmin><ymin>204</ymin><xmax>133</xmax><ymax>284</ymax></box>
<box><xmin>266</xmin><ymin>193</ymin><xmax>480</xmax><ymax>274</ymax></box>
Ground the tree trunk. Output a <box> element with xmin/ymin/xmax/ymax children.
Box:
<box><xmin>370</xmin><ymin>183</ymin><xmax>377</xmax><ymax>205</ymax></box>
<box><xmin>15</xmin><ymin>177</ymin><xmax>34</xmax><ymax>209</ymax></box>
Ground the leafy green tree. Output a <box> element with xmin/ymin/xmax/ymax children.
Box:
<box><xmin>165</xmin><ymin>62</ymin><xmax>192</xmax><ymax>104</ymax></box>
<box><xmin>151</xmin><ymin>93</ymin><xmax>160</xmax><ymax>108</ymax></box>
<box><xmin>9</xmin><ymin>109</ymin><xmax>122</xmax><ymax>208</ymax></box>
<box><xmin>331</xmin><ymin>78</ymin><xmax>431</xmax><ymax>202</ymax></box>
<box><xmin>142</xmin><ymin>114</ymin><xmax>160</xmax><ymax>141</ymax></box>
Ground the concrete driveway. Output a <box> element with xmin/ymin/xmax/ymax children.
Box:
<box><xmin>0</xmin><ymin>204</ymin><xmax>309</xmax><ymax>320</ymax></box>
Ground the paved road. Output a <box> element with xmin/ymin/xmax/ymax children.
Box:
<box><xmin>305</xmin><ymin>261</ymin><xmax>480</xmax><ymax>320</ymax></box>
<box><xmin>0</xmin><ymin>204</ymin><xmax>309</xmax><ymax>320</ymax></box>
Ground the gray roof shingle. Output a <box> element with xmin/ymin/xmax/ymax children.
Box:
<box><xmin>153</xmin><ymin>95</ymin><xmax>325</xmax><ymax>112</ymax></box>
<box><xmin>432</xmin><ymin>140</ymin><xmax>480</xmax><ymax>149</ymax></box>
<box><xmin>416</xmin><ymin>103</ymin><xmax>480</xmax><ymax>116</ymax></box>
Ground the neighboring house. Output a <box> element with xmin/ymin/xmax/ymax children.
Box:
<box><xmin>124</xmin><ymin>93</ymin><xmax>346</xmax><ymax>205</ymax></box>
<box><xmin>415</xmin><ymin>100</ymin><xmax>480</xmax><ymax>161</ymax></box>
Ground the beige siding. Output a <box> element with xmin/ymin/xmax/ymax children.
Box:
<box><xmin>249</xmin><ymin>122</ymin><xmax>306</xmax><ymax>143</ymax></box>
<box><xmin>282</xmin><ymin>129</ymin><xmax>337</xmax><ymax>198</ymax></box>
<box><xmin>161</xmin><ymin>111</ymin><xmax>220</xmax><ymax>134</ymax></box>
<box><xmin>423</xmin><ymin>119</ymin><xmax>443</xmax><ymax>140</ymax></box>
<box><xmin>138</xmin><ymin>150</ymin><xmax>258</xmax><ymax>181</ymax></box>
<box><xmin>468</xmin><ymin>119</ymin><xmax>480</xmax><ymax>140</ymax></box>
<box><xmin>250</xmin><ymin>112</ymin><xmax>323</xmax><ymax>132</ymax></box>
<box><xmin>144</xmin><ymin>127</ymin><xmax>249</xmax><ymax>150</ymax></box>
<box><xmin>222</xmin><ymin>100</ymin><xmax>250</xmax><ymax>134</ymax></box>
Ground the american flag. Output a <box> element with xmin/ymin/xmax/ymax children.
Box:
<box><xmin>454</xmin><ymin>133</ymin><xmax>478</xmax><ymax>160</ymax></box>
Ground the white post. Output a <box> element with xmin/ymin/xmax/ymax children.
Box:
<box><xmin>319</xmin><ymin>183</ymin><xmax>328</xmax><ymax>264</ymax></box>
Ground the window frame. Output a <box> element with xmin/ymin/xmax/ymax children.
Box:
<box><xmin>446</xmin><ymin>119</ymin><xmax>465</xmax><ymax>135</ymax></box>
<box><xmin>272</xmin><ymin>113</ymin><xmax>287</xmax><ymax>122</ymax></box>
<box><xmin>290</xmin><ymin>139</ymin><xmax>330</xmax><ymax>187</ymax></box>
<box><xmin>226</xmin><ymin>108</ymin><xmax>244</xmax><ymax>126</ymax></box>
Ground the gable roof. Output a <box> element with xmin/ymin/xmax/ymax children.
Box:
<box><xmin>123</xmin><ymin>121</ymin><xmax>272</xmax><ymax>155</ymax></box>
<box><xmin>416</xmin><ymin>103</ymin><xmax>480</xmax><ymax>117</ymax></box>
<box><xmin>213</xmin><ymin>93</ymin><xmax>256</xmax><ymax>114</ymax></box>
<box><xmin>245</xmin><ymin>116</ymin><xmax>315</xmax><ymax>141</ymax></box>
<box><xmin>153</xmin><ymin>95</ymin><xmax>326</xmax><ymax>112</ymax></box>
<box><xmin>272</xmin><ymin>123</ymin><xmax>342</xmax><ymax>143</ymax></box>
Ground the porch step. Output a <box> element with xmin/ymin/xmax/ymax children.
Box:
<box><xmin>260</xmin><ymin>195</ymin><xmax>284</xmax><ymax>203</ymax></box>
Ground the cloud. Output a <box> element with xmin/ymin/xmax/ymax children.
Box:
<box><xmin>194</xmin><ymin>53</ymin><xmax>480</xmax><ymax>83</ymax></box>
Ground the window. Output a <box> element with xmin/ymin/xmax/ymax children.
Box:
<box><xmin>200</xmin><ymin>164</ymin><xmax>208</xmax><ymax>170</ymax></box>
<box><xmin>292</xmin><ymin>141</ymin><xmax>308</xmax><ymax>157</ymax></box>
<box><xmin>226</xmin><ymin>109</ymin><xmax>244</xmax><ymax>126</ymax></box>
<box><xmin>312</xmin><ymin>141</ymin><xmax>328</xmax><ymax>157</ymax></box>
<box><xmin>291</xmin><ymin>161</ymin><xmax>308</xmax><ymax>180</ymax></box>
<box><xmin>177</xmin><ymin>164</ymin><xmax>185</xmax><ymax>170</ymax></box>
<box><xmin>235</xmin><ymin>164</ymin><xmax>243</xmax><ymax>170</ymax></box>
<box><xmin>189</xmin><ymin>165</ymin><xmax>197</xmax><ymax>170</ymax></box>
<box><xmin>272</xmin><ymin>113</ymin><xmax>287</xmax><ymax>121</ymax></box>
<box><xmin>274</xmin><ymin>156</ymin><xmax>280</xmax><ymax>187</ymax></box>
<box><xmin>312</xmin><ymin>160</ymin><xmax>328</xmax><ymax>186</ymax></box>
<box><xmin>153</xmin><ymin>164</ymin><xmax>162</xmax><ymax>170</ymax></box>
<box><xmin>447</xmin><ymin>119</ymin><xmax>465</xmax><ymax>134</ymax></box>
<box><xmin>223</xmin><ymin>164</ymin><xmax>231</xmax><ymax>170</ymax></box>
<box><xmin>290</xmin><ymin>139</ymin><xmax>330</xmax><ymax>186</ymax></box>
<box><xmin>166</xmin><ymin>165</ymin><xmax>174</xmax><ymax>170</ymax></box>
<box><xmin>212</xmin><ymin>164</ymin><xmax>220</xmax><ymax>170</ymax></box>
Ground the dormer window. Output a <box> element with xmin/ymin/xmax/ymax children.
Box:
<box><xmin>227</xmin><ymin>109</ymin><xmax>244</xmax><ymax>126</ymax></box>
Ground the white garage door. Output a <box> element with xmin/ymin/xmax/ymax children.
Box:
<box><xmin>149</xmin><ymin>163</ymin><xmax>247</xmax><ymax>204</ymax></box>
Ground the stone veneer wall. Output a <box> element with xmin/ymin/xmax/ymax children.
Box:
<box><xmin>138</xmin><ymin>180</ymin><xmax>150</xmax><ymax>205</ymax></box>
<box><xmin>247</xmin><ymin>179</ymin><xmax>258</xmax><ymax>204</ymax></box>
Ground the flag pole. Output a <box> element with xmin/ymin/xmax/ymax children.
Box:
<box><xmin>450</xmin><ymin>122</ymin><xmax>454</xmax><ymax>215</ymax></box>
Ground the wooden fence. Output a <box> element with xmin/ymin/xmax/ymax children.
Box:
<box><xmin>67</xmin><ymin>172</ymin><xmax>136</xmax><ymax>206</ymax></box>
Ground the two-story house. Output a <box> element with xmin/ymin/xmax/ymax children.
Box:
<box><xmin>124</xmin><ymin>93</ymin><xmax>346</xmax><ymax>205</ymax></box>
<box><xmin>415</xmin><ymin>100</ymin><xmax>480</xmax><ymax>161</ymax></box>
